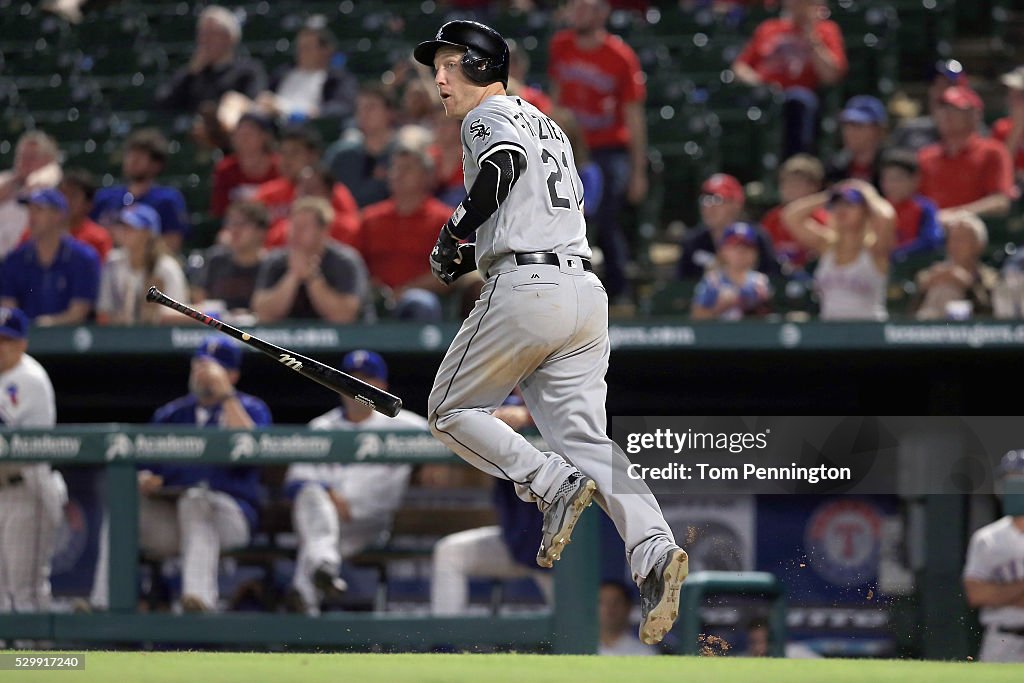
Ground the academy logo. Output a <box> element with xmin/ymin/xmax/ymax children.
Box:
<box><xmin>229</xmin><ymin>432</ymin><xmax>333</xmax><ymax>461</ymax></box>
<box><xmin>0</xmin><ymin>434</ymin><xmax>82</xmax><ymax>460</ymax></box>
<box><xmin>104</xmin><ymin>433</ymin><xmax>207</xmax><ymax>461</ymax></box>
<box><xmin>469</xmin><ymin>118</ymin><xmax>491</xmax><ymax>141</ymax></box>
<box><xmin>230</xmin><ymin>433</ymin><xmax>259</xmax><ymax>461</ymax></box>
<box><xmin>354</xmin><ymin>431</ymin><xmax>449</xmax><ymax>461</ymax></box>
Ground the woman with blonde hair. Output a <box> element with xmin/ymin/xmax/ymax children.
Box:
<box><xmin>782</xmin><ymin>178</ymin><xmax>896</xmax><ymax>320</ymax></box>
<box><xmin>97</xmin><ymin>204</ymin><xmax>189</xmax><ymax>325</ymax></box>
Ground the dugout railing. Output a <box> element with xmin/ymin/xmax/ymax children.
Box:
<box><xmin>0</xmin><ymin>426</ymin><xmax>599</xmax><ymax>653</ymax></box>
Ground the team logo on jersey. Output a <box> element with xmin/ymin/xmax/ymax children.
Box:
<box><xmin>469</xmin><ymin>118</ymin><xmax>491</xmax><ymax>141</ymax></box>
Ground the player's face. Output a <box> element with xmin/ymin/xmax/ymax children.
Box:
<box><xmin>433</xmin><ymin>48</ymin><xmax>478</xmax><ymax>120</ymax></box>
<box><xmin>0</xmin><ymin>336</ymin><xmax>27</xmax><ymax>374</ymax></box>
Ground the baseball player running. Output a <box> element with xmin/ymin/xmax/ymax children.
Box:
<box><xmin>0</xmin><ymin>306</ymin><xmax>65</xmax><ymax>614</ymax></box>
<box><xmin>415</xmin><ymin>21</ymin><xmax>687</xmax><ymax>644</ymax></box>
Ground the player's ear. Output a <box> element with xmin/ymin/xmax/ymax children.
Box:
<box><xmin>228</xmin><ymin>369</ymin><xmax>241</xmax><ymax>385</ymax></box>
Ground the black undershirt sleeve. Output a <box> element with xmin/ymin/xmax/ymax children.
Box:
<box><xmin>444</xmin><ymin>147</ymin><xmax>527</xmax><ymax>240</ymax></box>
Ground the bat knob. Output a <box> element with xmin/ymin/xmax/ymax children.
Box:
<box><xmin>146</xmin><ymin>286</ymin><xmax>160</xmax><ymax>302</ymax></box>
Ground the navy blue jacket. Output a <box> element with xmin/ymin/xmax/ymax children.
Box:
<box><xmin>144</xmin><ymin>392</ymin><xmax>271</xmax><ymax>530</ymax></box>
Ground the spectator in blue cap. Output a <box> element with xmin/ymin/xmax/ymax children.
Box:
<box><xmin>97</xmin><ymin>204</ymin><xmax>190</xmax><ymax>325</ymax></box>
<box><xmin>0</xmin><ymin>188</ymin><xmax>100</xmax><ymax>326</ymax></box>
<box><xmin>87</xmin><ymin>333</ymin><xmax>271</xmax><ymax>613</ymax></box>
<box><xmin>282</xmin><ymin>349</ymin><xmax>429</xmax><ymax>615</ymax></box>
<box><xmin>691</xmin><ymin>222</ymin><xmax>773</xmax><ymax>320</ymax></box>
<box><xmin>825</xmin><ymin>95</ymin><xmax>889</xmax><ymax>189</ymax></box>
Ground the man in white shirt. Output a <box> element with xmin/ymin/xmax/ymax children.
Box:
<box><xmin>0</xmin><ymin>132</ymin><xmax>62</xmax><ymax>259</ymax></box>
<box><xmin>963</xmin><ymin>450</ymin><xmax>1024</xmax><ymax>662</ymax></box>
<box><xmin>0</xmin><ymin>306</ymin><xmax>65</xmax><ymax>613</ymax></box>
<box><xmin>284</xmin><ymin>350</ymin><xmax>427</xmax><ymax>614</ymax></box>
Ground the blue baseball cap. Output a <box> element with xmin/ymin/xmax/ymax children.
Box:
<box><xmin>722</xmin><ymin>222</ymin><xmax>758</xmax><ymax>247</ymax></box>
<box><xmin>342</xmin><ymin>349</ymin><xmax>387</xmax><ymax>381</ymax></box>
<box><xmin>840</xmin><ymin>95</ymin><xmax>888</xmax><ymax>126</ymax></box>
<box><xmin>0</xmin><ymin>307</ymin><xmax>29</xmax><ymax>340</ymax></box>
<box><xmin>828</xmin><ymin>187</ymin><xmax>867</xmax><ymax>206</ymax></box>
<box><xmin>194</xmin><ymin>336</ymin><xmax>242</xmax><ymax>371</ymax></box>
<box><xmin>17</xmin><ymin>187</ymin><xmax>68</xmax><ymax>213</ymax></box>
<box><xmin>116</xmin><ymin>203</ymin><xmax>162</xmax><ymax>234</ymax></box>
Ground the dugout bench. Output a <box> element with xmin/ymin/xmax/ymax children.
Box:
<box><xmin>0</xmin><ymin>426</ymin><xmax>599</xmax><ymax>653</ymax></box>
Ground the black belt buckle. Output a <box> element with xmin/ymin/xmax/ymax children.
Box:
<box><xmin>998</xmin><ymin>625</ymin><xmax>1024</xmax><ymax>636</ymax></box>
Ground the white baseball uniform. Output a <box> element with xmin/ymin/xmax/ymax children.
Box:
<box><xmin>964</xmin><ymin>515</ymin><xmax>1024</xmax><ymax>662</ymax></box>
<box><xmin>0</xmin><ymin>352</ymin><xmax>64</xmax><ymax>613</ymax></box>
<box><xmin>427</xmin><ymin>95</ymin><xmax>677</xmax><ymax>583</ymax></box>
<box><xmin>286</xmin><ymin>406</ymin><xmax>427</xmax><ymax>609</ymax></box>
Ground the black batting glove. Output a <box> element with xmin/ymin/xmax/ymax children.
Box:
<box><xmin>430</xmin><ymin>224</ymin><xmax>476</xmax><ymax>285</ymax></box>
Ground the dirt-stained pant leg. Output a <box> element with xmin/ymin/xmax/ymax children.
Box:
<box><xmin>428</xmin><ymin>264</ymin><xmax>581</xmax><ymax>504</ymax></box>
<box><xmin>518</xmin><ymin>271</ymin><xmax>676</xmax><ymax>582</ymax></box>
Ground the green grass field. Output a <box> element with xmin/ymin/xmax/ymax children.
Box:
<box><xmin>0</xmin><ymin>652</ymin><xmax>1016</xmax><ymax>683</ymax></box>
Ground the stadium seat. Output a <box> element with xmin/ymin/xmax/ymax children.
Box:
<box><xmin>645</xmin><ymin>278</ymin><xmax>698</xmax><ymax>317</ymax></box>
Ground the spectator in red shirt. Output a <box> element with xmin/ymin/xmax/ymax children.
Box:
<box><xmin>918</xmin><ymin>86</ymin><xmax>1016</xmax><ymax>221</ymax></box>
<box><xmin>508</xmin><ymin>40</ymin><xmax>553</xmax><ymax>115</ymax></box>
<box><xmin>878</xmin><ymin>149</ymin><xmax>943</xmax><ymax>263</ymax></box>
<box><xmin>210</xmin><ymin>112</ymin><xmax>280</xmax><ymax>218</ymax></box>
<box><xmin>761</xmin><ymin>154</ymin><xmax>826</xmax><ymax>268</ymax></box>
<box><xmin>264</xmin><ymin>165</ymin><xmax>359</xmax><ymax>249</ymax></box>
<box><xmin>825</xmin><ymin>96</ymin><xmax>887</xmax><ymax>189</ymax></box>
<box><xmin>254</xmin><ymin>125</ymin><xmax>359</xmax><ymax>241</ymax></box>
<box><xmin>732</xmin><ymin>0</ymin><xmax>847</xmax><ymax>158</ymax></box>
<box><xmin>549</xmin><ymin>0</ymin><xmax>648</xmax><ymax>301</ymax></box>
<box><xmin>58</xmin><ymin>169</ymin><xmax>113</xmax><ymax>262</ymax></box>
<box><xmin>359</xmin><ymin>146</ymin><xmax>457</xmax><ymax>322</ymax></box>
<box><xmin>992</xmin><ymin>65</ymin><xmax>1024</xmax><ymax>185</ymax></box>
<box><xmin>890</xmin><ymin>59</ymin><xmax>968</xmax><ymax>152</ymax></box>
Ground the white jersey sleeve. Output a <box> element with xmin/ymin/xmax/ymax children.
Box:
<box><xmin>0</xmin><ymin>354</ymin><xmax>56</xmax><ymax>428</ymax></box>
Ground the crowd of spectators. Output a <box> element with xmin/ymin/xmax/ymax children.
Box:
<box><xmin>5</xmin><ymin>0</ymin><xmax>1024</xmax><ymax>326</ymax></box>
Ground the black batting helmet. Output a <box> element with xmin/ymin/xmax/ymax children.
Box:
<box><xmin>414</xmin><ymin>20</ymin><xmax>510</xmax><ymax>88</ymax></box>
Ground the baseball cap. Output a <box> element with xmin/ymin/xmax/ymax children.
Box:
<box><xmin>721</xmin><ymin>222</ymin><xmax>758</xmax><ymax>247</ymax></box>
<box><xmin>940</xmin><ymin>86</ymin><xmax>983</xmax><ymax>112</ymax></box>
<box><xmin>342</xmin><ymin>349</ymin><xmax>387</xmax><ymax>381</ymax></box>
<box><xmin>17</xmin><ymin>187</ymin><xmax>68</xmax><ymax>213</ymax></box>
<box><xmin>1001</xmin><ymin>65</ymin><xmax>1024</xmax><ymax>91</ymax></box>
<box><xmin>115</xmin><ymin>203</ymin><xmax>162</xmax><ymax>234</ymax></box>
<box><xmin>701</xmin><ymin>174</ymin><xmax>744</xmax><ymax>203</ymax></box>
<box><xmin>839</xmin><ymin>95</ymin><xmax>887</xmax><ymax>126</ymax></box>
<box><xmin>827</xmin><ymin>187</ymin><xmax>867</xmax><ymax>206</ymax></box>
<box><xmin>194</xmin><ymin>336</ymin><xmax>242</xmax><ymax>371</ymax></box>
<box><xmin>0</xmin><ymin>307</ymin><xmax>29</xmax><ymax>340</ymax></box>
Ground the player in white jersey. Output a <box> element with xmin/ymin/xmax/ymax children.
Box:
<box><xmin>963</xmin><ymin>450</ymin><xmax>1024</xmax><ymax>662</ymax></box>
<box><xmin>284</xmin><ymin>350</ymin><xmax>428</xmax><ymax>614</ymax></box>
<box><xmin>0</xmin><ymin>306</ymin><xmax>66</xmax><ymax>613</ymax></box>
<box><xmin>415</xmin><ymin>21</ymin><xmax>686</xmax><ymax>644</ymax></box>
